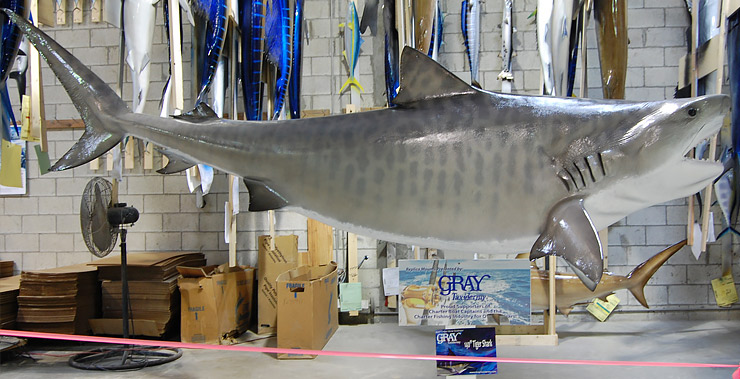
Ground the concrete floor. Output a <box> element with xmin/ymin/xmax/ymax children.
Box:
<box><xmin>1</xmin><ymin>320</ymin><xmax>738</xmax><ymax>378</ymax></box>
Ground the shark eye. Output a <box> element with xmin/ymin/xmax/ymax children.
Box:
<box><xmin>688</xmin><ymin>108</ymin><xmax>697</xmax><ymax>117</ymax></box>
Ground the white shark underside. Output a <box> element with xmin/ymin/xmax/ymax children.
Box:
<box><xmin>5</xmin><ymin>11</ymin><xmax>728</xmax><ymax>290</ymax></box>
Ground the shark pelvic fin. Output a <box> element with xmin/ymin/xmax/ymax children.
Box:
<box><xmin>393</xmin><ymin>47</ymin><xmax>476</xmax><ymax>106</ymax></box>
<box><xmin>156</xmin><ymin>148</ymin><xmax>195</xmax><ymax>174</ymax></box>
<box><xmin>626</xmin><ymin>240</ymin><xmax>686</xmax><ymax>308</ymax></box>
<box><xmin>243</xmin><ymin>178</ymin><xmax>288</xmax><ymax>211</ymax></box>
<box><xmin>530</xmin><ymin>197</ymin><xmax>603</xmax><ymax>291</ymax></box>
<box><xmin>173</xmin><ymin>102</ymin><xmax>219</xmax><ymax>123</ymax></box>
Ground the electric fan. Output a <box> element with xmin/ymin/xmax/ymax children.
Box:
<box><xmin>70</xmin><ymin>177</ymin><xmax>181</xmax><ymax>370</ymax></box>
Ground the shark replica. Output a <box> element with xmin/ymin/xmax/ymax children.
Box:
<box><xmin>5</xmin><ymin>10</ymin><xmax>729</xmax><ymax>291</ymax></box>
<box><xmin>530</xmin><ymin>240</ymin><xmax>687</xmax><ymax>314</ymax></box>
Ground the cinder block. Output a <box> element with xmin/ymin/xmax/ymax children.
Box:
<box><xmin>645</xmin><ymin>27</ymin><xmax>686</xmax><ymax>47</ymax></box>
<box><xmin>22</xmin><ymin>252</ymin><xmax>58</xmax><ymax>271</ymax></box>
<box><xmin>22</xmin><ymin>215</ymin><xmax>56</xmax><ymax>234</ymax></box>
<box><xmin>57</xmin><ymin>252</ymin><xmax>93</xmax><ymax>267</ymax></box>
<box><xmin>143</xmin><ymin>194</ymin><xmax>180</xmax><ymax>213</ymax></box>
<box><xmin>40</xmin><ymin>233</ymin><xmax>74</xmax><ymax>252</ymax></box>
<box><xmin>644</xmin><ymin>66</ymin><xmax>678</xmax><ymax>87</ymax></box>
<box><xmin>666</xmin><ymin>205</ymin><xmax>689</xmax><ymax>225</ymax></box>
<box><xmin>5</xmin><ymin>197</ymin><xmax>38</xmax><ymax>215</ymax></box>
<box><xmin>628</xmin><ymin>8</ymin><xmax>665</xmax><ymax>28</ymax></box>
<box><xmin>608</xmin><ymin>226</ymin><xmax>646</xmax><ymax>246</ymax></box>
<box><xmin>686</xmin><ymin>264</ymin><xmax>722</xmax><ymax>284</ymax></box>
<box><xmin>145</xmin><ymin>232</ymin><xmax>182</xmax><ymax>250</ymax></box>
<box><xmin>628</xmin><ymin>47</ymin><xmax>665</xmax><ymax>67</ymax></box>
<box><xmin>182</xmin><ymin>231</ymin><xmax>220</xmax><ymax>251</ymax></box>
<box><xmin>668</xmin><ymin>285</ymin><xmax>708</xmax><ymax>305</ymax></box>
<box><xmin>275</xmin><ymin>211</ymin><xmax>308</xmax><ymax>231</ymax></box>
<box><xmin>6</xmin><ymin>233</ymin><xmax>39</xmax><ymax>252</ymax></box>
<box><xmin>0</xmin><ymin>215</ymin><xmax>23</xmax><ymax>234</ymax></box>
<box><xmin>626</xmin><ymin>206</ymin><xmax>666</xmax><ymax>226</ymax></box>
<box><xmin>641</xmin><ymin>285</ymin><xmax>668</xmax><ymax>307</ymax></box>
<box><xmin>53</xmin><ymin>29</ymin><xmax>90</xmax><ymax>48</ymax></box>
<box><xmin>357</xmin><ymin>268</ymin><xmax>380</xmax><ymax>288</ymax></box>
<box><xmin>163</xmin><ymin>213</ymin><xmax>198</xmax><ymax>232</ymax></box>
<box><xmin>648</xmin><ymin>264</ymin><xmax>686</xmax><ymax>285</ymax></box>
<box><xmin>199</xmin><ymin>213</ymin><xmax>223</xmax><ymax>232</ymax></box>
<box><xmin>125</xmin><ymin>176</ymin><xmax>164</xmax><ymax>194</ymax></box>
<box><xmin>646</xmin><ymin>225</ymin><xmax>686</xmax><ymax>245</ymax></box>
<box><xmin>38</xmin><ymin>196</ymin><xmax>74</xmax><ymax>215</ymax></box>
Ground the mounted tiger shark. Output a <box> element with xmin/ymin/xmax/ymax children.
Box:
<box><xmin>5</xmin><ymin>10</ymin><xmax>728</xmax><ymax>291</ymax></box>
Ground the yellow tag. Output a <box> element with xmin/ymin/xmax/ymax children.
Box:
<box><xmin>587</xmin><ymin>294</ymin><xmax>620</xmax><ymax>322</ymax></box>
<box><xmin>711</xmin><ymin>274</ymin><xmax>739</xmax><ymax>307</ymax></box>
<box><xmin>0</xmin><ymin>140</ymin><xmax>23</xmax><ymax>188</ymax></box>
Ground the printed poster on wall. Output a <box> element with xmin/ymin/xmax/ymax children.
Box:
<box><xmin>436</xmin><ymin>328</ymin><xmax>497</xmax><ymax>375</ymax></box>
<box><xmin>398</xmin><ymin>259</ymin><xmax>530</xmax><ymax>326</ymax></box>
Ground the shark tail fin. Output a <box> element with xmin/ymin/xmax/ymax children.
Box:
<box><xmin>626</xmin><ymin>240</ymin><xmax>687</xmax><ymax>308</ymax></box>
<box><xmin>339</xmin><ymin>76</ymin><xmax>364</xmax><ymax>94</ymax></box>
<box><xmin>3</xmin><ymin>10</ymin><xmax>129</xmax><ymax>171</ymax></box>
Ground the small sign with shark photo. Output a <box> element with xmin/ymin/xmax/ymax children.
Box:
<box><xmin>436</xmin><ymin>328</ymin><xmax>497</xmax><ymax>376</ymax></box>
<box><xmin>398</xmin><ymin>259</ymin><xmax>530</xmax><ymax>326</ymax></box>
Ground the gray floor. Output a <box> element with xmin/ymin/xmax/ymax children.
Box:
<box><xmin>1</xmin><ymin>320</ymin><xmax>738</xmax><ymax>378</ymax></box>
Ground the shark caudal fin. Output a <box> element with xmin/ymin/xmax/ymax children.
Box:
<box><xmin>626</xmin><ymin>240</ymin><xmax>687</xmax><ymax>308</ymax></box>
<box><xmin>2</xmin><ymin>10</ymin><xmax>128</xmax><ymax>171</ymax></box>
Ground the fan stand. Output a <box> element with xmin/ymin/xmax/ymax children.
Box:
<box><xmin>69</xmin><ymin>205</ymin><xmax>182</xmax><ymax>370</ymax></box>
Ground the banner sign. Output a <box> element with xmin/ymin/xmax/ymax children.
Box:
<box><xmin>436</xmin><ymin>327</ymin><xmax>497</xmax><ymax>375</ymax></box>
<box><xmin>398</xmin><ymin>259</ymin><xmax>530</xmax><ymax>326</ymax></box>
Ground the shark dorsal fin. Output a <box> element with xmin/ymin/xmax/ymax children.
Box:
<box><xmin>173</xmin><ymin>102</ymin><xmax>219</xmax><ymax>123</ymax></box>
<box><xmin>392</xmin><ymin>47</ymin><xmax>476</xmax><ymax>106</ymax></box>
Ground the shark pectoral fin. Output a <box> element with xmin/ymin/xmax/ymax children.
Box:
<box><xmin>392</xmin><ymin>47</ymin><xmax>476</xmax><ymax>106</ymax></box>
<box><xmin>243</xmin><ymin>178</ymin><xmax>288</xmax><ymax>212</ymax></box>
<box><xmin>173</xmin><ymin>102</ymin><xmax>219</xmax><ymax>123</ymax></box>
<box><xmin>530</xmin><ymin>197</ymin><xmax>603</xmax><ymax>291</ymax></box>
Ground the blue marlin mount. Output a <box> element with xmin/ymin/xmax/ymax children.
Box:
<box><xmin>5</xmin><ymin>10</ymin><xmax>728</xmax><ymax>291</ymax></box>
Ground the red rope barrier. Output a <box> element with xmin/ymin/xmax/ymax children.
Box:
<box><xmin>1</xmin><ymin>329</ymin><xmax>738</xmax><ymax>369</ymax></box>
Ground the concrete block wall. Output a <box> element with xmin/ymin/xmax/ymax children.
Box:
<box><xmin>0</xmin><ymin>0</ymin><xmax>737</xmax><ymax>321</ymax></box>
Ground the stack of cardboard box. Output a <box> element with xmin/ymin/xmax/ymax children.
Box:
<box><xmin>88</xmin><ymin>252</ymin><xmax>205</xmax><ymax>337</ymax></box>
<box><xmin>16</xmin><ymin>264</ymin><xmax>99</xmax><ymax>334</ymax></box>
<box><xmin>0</xmin><ymin>261</ymin><xmax>13</xmax><ymax>278</ymax></box>
<box><xmin>0</xmin><ymin>275</ymin><xmax>20</xmax><ymax>329</ymax></box>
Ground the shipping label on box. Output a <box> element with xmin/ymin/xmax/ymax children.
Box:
<box><xmin>276</xmin><ymin>262</ymin><xmax>338</xmax><ymax>359</ymax></box>
<box><xmin>178</xmin><ymin>265</ymin><xmax>254</xmax><ymax>345</ymax></box>
<box><xmin>257</xmin><ymin>235</ymin><xmax>298</xmax><ymax>335</ymax></box>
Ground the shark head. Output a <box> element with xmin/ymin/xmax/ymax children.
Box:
<box><xmin>585</xmin><ymin>94</ymin><xmax>730</xmax><ymax>230</ymax></box>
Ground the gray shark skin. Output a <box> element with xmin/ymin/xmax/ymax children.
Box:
<box><xmin>6</xmin><ymin>11</ymin><xmax>728</xmax><ymax>290</ymax></box>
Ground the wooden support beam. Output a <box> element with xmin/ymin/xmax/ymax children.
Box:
<box><xmin>547</xmin><ymin>255</ymin><xmax>557</xmax><ymax>338</ymax></box>
<box><xmin>687</xmin><ymin>0</ymin><xmax>699</xmax><ymax>246</ymax></box>
<box><xmin>348</xmin><ymin>233</ymin><xmax>359</xmax><ymax>316</ymax></box>
<box><xmin>308</xmin><ymin>219</ymin><xmax>333</xmax><ymax>266</ymax></box>
<box><xmin>29</xmin><ymin>0</ymin><xmax>47</xmax><ymax>153</ymax></box>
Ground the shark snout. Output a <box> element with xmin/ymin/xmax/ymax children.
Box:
<box><xmin>682</xmin><ymin>94</ymin><xmax>730</xmax><ymax>153</ymax></box>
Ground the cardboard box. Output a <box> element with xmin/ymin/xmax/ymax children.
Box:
<box><xmin>257</xmin><ymin>235</ymin><xmax>299</xmax><ymax>335</ymax></box>
<box><xmin>276</xmin><ymin>262</ymin><xmax>338</xmax><ymax>359</ymax></box>
<box><xmin>178</xmin><ymin>264</ymin><xmax>254</xmax><ymax>344</ymax></box>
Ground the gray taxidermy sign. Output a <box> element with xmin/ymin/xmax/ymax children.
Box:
<box><xmin>5</xmin><ymin>10</ymin><xmax>728</xmax><ymax>291</ymax></box>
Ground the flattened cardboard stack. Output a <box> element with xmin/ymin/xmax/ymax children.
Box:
<box><xmin>88</xmin><ymin>252</ymin><xmax>205</xmax><ymax>337</ymax></box>
<box><xmin>0</xmin><ymin>261</ymin><xmax>14</xmax><ymax>278</ymax></box>
<box><xmin>16</xmin><ymin>264</ymin><xmax>99</xmax><ymax>334</ymax></box>
<box><xmin>0</xmin><ymin>275</ymin><xmax>20</xmax><ymax>329</ymax></box>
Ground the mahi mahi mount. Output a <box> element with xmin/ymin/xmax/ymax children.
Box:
<box><xmin>6</xmin><ymin>10</ymin><xmax>728</xmax><ymax>290</ymax></box>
